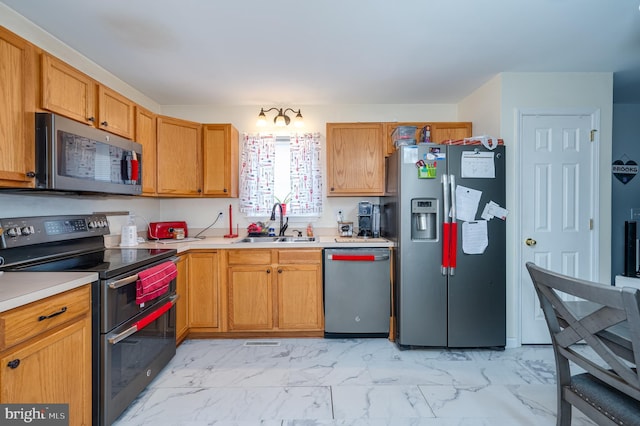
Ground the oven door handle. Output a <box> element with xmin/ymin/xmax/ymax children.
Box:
<box><xmin>108</xmin><ymin>274</ymin><xmax>139</xmax><ymax>289</ymax></box>
<box><xmin>107</xmin><ymin>294</ymin><xmax>179</xmax><ymax>345</ymax></box>
<box><xmin>107</xmin><ymin>257</ymin><xmax>179</xmax><ymax>289</ymax></box>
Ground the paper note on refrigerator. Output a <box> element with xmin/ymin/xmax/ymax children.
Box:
<box><xmin>455</xmin><ymin>185</ymin><xmax>482</xmax><ymax>222</ymax></box>
<box><xmin>481</xmin><ymin>201</ymin><xmax>509</xmax><ymax>221</ymax></box>
<box><xmin>462</xmin><ymin>220</ymin><xmax>488</xmax><ymax>254</ymax></box>
<box><xmin>461</xmin><ymin>151</ymin><xmax>495</xmax><ymax>178</ymax></box>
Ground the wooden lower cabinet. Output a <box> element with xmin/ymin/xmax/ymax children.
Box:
<box><xmin>226</xmin><ymin>249</ymin><xmax>323</xmax><ymax>333</ymax></box>
<box><xmin>175</xmin><ymin>254</ymin><xmax>189</xmax><ymax>344</ymax></box>
<box><xmin>187</xmin><ymin>251</ymin><xmax>221</xmax><ymax>333</ymax></box>
<box><xmin>0</xmin><ymin>285</ymin><xmax>92</xmax><ymax>426</ymax></box>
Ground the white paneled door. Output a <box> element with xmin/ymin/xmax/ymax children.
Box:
<box><xmin>519</xmin><ymin>111</ymin><xmax>599</xmax><ymax>344</ymax></box>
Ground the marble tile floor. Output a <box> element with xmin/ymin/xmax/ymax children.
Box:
<box><xmin>113</xmin><ymin>338</ymin><xmax>597</xmax><ymax>426</ymax></box>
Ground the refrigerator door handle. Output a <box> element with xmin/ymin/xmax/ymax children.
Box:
<box><xmin>442</xmin><ymin>174</ymin><xmax>450</xmax><ymax>276</ymax></box>
<box><xmin>449</xmin><ymin>174</ymin><xmax>457</xmax><ymax>276</ymax></box>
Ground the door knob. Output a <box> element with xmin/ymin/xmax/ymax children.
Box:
<box><xmin>525</xmin><ymin>238</ymin><xmax>537</xmax><ymax>246</ymax></box>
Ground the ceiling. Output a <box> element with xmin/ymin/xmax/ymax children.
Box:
<box><xmin>3</xmin><ymin>0</ymin><xmax>640</xmax><ymax>106</ymax></box>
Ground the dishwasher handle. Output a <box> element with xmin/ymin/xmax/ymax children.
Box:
<box><xmin>328</xmin><ymin>253</ymin><xmax>389</xmax><ymax>262</ymax></box>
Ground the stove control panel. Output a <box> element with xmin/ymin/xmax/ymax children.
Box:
<box><xmin>0</xmin><ymin>214</ymin><xmax>110</xmax><ymax>249</ymax></box>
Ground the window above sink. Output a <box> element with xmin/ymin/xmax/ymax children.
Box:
<box><xmin>239</xmin><ymin>134</ymin><xmax>322</xmax><ymax>218</ymax></box>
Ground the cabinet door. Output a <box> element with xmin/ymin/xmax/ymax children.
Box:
<box><xmin>326</xmin><ymin>123</ymin><xmax>384</xmax><ymax>196</ymax></box>
<box><xmin>97</xmin><ymin>85</ymin><xmax>135</xmax><ymax>139</ymax></box>
<box><xmin>227</xmin><ymin>266</ymin><xmax>273</xmax><ymax>330</ymax></box>
<box><xmin>202</xmin><ymin>124</ymin><xmax>238</xmax><ymax>197</ymax></box>
<box><xmin>156</xmin><ymin>116</ymin><xmax>202</xmax><ymax>196</ymax></box>
<box><xmin>0</xmin><ymin>317</ymin><xmax>91</xmax><ymax>425</ymax></box>
<box><xmin>0</xmin><ymin>28</ymin><xmax>36</xmax><ymax>187</ymax></box>
<box><xmin>41</xmin><ymin>53</ymin><xmax>96</xmax><ymax>125</ymax></box>
<box><xmin>188</xmin><ymin>251</ymin><xmax>220</xmax><ymax>329</ymax></box>
<box><xmin>430</xmin><ymin>122</ymin><xmax>472</xmax><ymax>143</ymax></box>
<box><xmin>276</xmin><ymin>264</ymin><xmax>323</xmax><ymax>330</ymax></box>
<box><xmin>135</xmin><ymin>106</ymin><xmax>157</xmax><ymax>195</ymax></box>
<box><xmin>175</xmin><ymin>254</ymin><xmax>189</xmax><ymax>342</ymax></box>
<box><xmin>383</xmin><ymin>122</ymin><xmax>425</xmax><ymax>157</ymax></box>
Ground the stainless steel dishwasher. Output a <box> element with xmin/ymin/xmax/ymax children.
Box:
<box><xmin>324</xmin><ymin>248</ymin><xmax>391</xmax><ymax>337</ymax></box>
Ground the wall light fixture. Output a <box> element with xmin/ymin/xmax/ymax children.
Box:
<box><xmin>257</xmin><ymin>107</ymin><xmax>304</xmax><ymax>127</ymax></box>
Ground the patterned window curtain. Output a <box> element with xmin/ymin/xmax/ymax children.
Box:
<box><xmin>239</xmin><ymin>134</ymin><xmax>275</xmax><ymax>216</ymax></box>
<box><xmin>239</xmin><ymin>132</ymin><xmax>322</xmax><ymax>217</ymax></box>
<box><xmin>288</xmin><ymin>132</ymin><xmax>322</xmax><ymax>215</ymax></box>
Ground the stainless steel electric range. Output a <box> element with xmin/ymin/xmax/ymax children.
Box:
<box><xmin>0</xmin><ymin>214</ymin><xmax>178</xmax><ymax>425</ymax></box>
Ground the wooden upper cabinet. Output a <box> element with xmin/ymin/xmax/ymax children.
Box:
<box><xmin>135</xmin><ymin>106</ymin><xmax>157</xmax><ymax>195</ymax></box>
<box><xmin>156</xmin><ymin>115</ymin><xmax>202</xmax><ymax>196</ymax></box>
<box><xmin>383</xmin><ymin>121</ymin><xmax>473</xmax><ymax>156</ymax></box>
<box><xmin>0</xmin><ymin>27</ymin><xmax>36</xmax><ymax>188</ymax></box>
<box><xmin>202</xmin><ymin>124</ymin><xmax>239</xmax><ymax>197</ymax></box>
<box><xmin>326</xmin><ymin>122</ymin><xmax>384</xmax><ymax>196</ymax></box>
<box><xmin>41</xmin><ymin>53</ymin><xmax>95</xmax><ymax>125</ymax></box>
<box><xmin>97</xmin><ymin>85</ymin><xmax>135</xmax><ymax>139</ymax></box>
<box><xmin>430</xmin><ymin>122</ymin><xmax>472</xmax><ymax>143</ymax></box>
<box><xmin>383</xmin><ymin>122</ymin><xmax>424</xmax><ymax>156</ymax></box>
<box><xmin>41</xmin><ymin>52</ymin><xmax>135</xmax><ymax>139</ymax></box>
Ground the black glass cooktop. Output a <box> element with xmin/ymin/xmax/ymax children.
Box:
<box><xmin>3</xmin><ymin>248</ymin><xmax>176</xmax><ymax>279</ymax></box>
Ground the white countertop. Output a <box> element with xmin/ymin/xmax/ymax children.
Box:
<box><xmin>0</xmin><ymin>271</ymin><xmax>98</xmax><ymax>313</ymax></box>
<box><xmin>121</xmin><ymin>235</ymin><xmax>395</xmax><ymax>254</ymax></box>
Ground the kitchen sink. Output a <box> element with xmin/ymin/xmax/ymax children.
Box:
<box><xmin>235</xmin><ymin>236</ymin><xmax>317</xmax><ymax>244</ymax></box>
<box><xmin>277</xmin><ymin>236</ymin><xmax>317</xmax><ymax>243</ymax></box>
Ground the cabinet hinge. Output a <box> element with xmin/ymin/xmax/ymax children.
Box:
<box><xmin>590</xmin><ymin>129</ymin><xmax>597</xmax><ymax>142</ymax></box>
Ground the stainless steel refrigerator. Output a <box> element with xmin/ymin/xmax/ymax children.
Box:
<box><xmin>382</xmin><ymin>143</ymin><xmax>506</xmax><ymax>348</ymax></box>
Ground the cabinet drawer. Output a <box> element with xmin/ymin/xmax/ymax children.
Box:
<box><xmin>0</xmin><ymin>285</ymin><xmax>90</xmax><ymax>351</ymax></box>
<box><xmin>277</xmin><ymin>249</ymin><xmax>322</xmax><ymax>264</ymax></box>
<box><xmin>227</xmin><ymin>250</ymin><xmax>272</xmax><ymax>265</ymax></box>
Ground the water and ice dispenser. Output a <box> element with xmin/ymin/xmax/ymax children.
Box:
<box><xmin>411</xmin><ymin>198</ymin><xmax>437</xmax><ymax>240</ymax></box>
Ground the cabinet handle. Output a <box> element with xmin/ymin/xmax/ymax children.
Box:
<box><xmin>223</xmin><ymin>188</ymin><xmax>227</xmax><ymax>193</ymax></box>
<box><xmin>38</xmin><ymin>306</ymin><xmax>67</xmax><ymax>321</ymax></box>
<box><xmin>278</xmin><ymin>269</ymin><xmax>282</xmax><ymax>274</ymax></box>
<box><xmin>330</xmin><ymin>187</ymin><xmax>334</xmax><ymax>191</ymax></box>
<box><xmin>26</xmin><ymin>171</ymin><xmax>36</xmax><ymax>178</ymax></box>
<box><xmin>266</xmin><ymin>269</ymin><xmax>271</xmax><ymax>274</ymax></box>
<box><xmin>101</xmin><ymin>121</ymin><xmax>108</xmax><ymax>126</ymax></box>
<box><xmin>7</xmin><ymin>359</ymin><xmax>20</xmax><ymax>369</ymax></box>
<box><xmin>87</xmin><ymin>116</ymin><xmax>95</xmax><ymax>123</ymax></box>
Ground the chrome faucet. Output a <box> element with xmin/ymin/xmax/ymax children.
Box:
<box><xmin>270</xmin><ymin>203</ymin><xmax>285</xmax><ymax>236</ymax></box>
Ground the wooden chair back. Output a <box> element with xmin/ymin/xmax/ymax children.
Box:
<box><xmin>525</xmin><ymin>262</ymin><xmax>640</xmax><ymax>425</ymax></box>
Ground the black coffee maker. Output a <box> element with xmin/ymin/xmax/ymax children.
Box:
<box><xmin>357</xmin><ymin>201</ymin><xmax>381</xmax><ymax>237</ymax></box>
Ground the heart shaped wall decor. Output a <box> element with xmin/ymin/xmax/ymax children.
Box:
<box><xmin>612</xmin><ymin>159</ymin><xmax>638</xmax><ymax>184</ymax></box>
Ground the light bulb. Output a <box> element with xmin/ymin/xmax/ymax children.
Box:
<box><xmin>274</xmin><ymin>115</ymin><xmax>287</xmax><ymax>127</ymax></box>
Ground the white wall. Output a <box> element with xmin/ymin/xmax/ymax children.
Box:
<box><xmin>458</xmin><ymin>74</ymin><xmax>502</xmax><ymax>137</ymax></box>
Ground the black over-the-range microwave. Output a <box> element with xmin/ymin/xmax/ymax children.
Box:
<box><xmin>34</xmin><ymin>112</ymin><xmax>143</xmax><ymax>195</ymax></box>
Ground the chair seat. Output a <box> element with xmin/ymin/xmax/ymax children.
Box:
<box><xmin>569</xmin><ymin>373</ymin><xmax>640</xmax><ymax>425</ymax></box>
